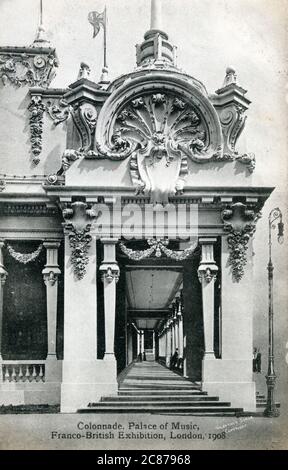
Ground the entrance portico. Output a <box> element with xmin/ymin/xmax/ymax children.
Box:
<box><xmin>0</xmin><ymin>0</ymin><xmax>274</xmax><ymax>414</ymax></box>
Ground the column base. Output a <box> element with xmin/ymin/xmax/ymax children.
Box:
<box><xmin>202</xmin><ymin>359</ymin><xmax>256</xmax><ymax>412</ymax></box>
<box><xmin>103</xmin><ymin>353</ymin><xmax>116</xmax><ymax>361</ymax></box>
<box><xmin>61</xmin><ymin>359</ymin><xmax>118</xmax><ymax>413</ymax></box>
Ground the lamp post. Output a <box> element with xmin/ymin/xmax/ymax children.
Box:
<box><xmin>264</xmin><ymin>207</ymin><xmax>284</xmax><ymax>417</ymax></box>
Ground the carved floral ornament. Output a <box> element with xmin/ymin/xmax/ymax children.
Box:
<box><xmin>0</xmin><ymin>50</ymin><xmax>58</xmax><ymax>88</ymax></box>
<box><xmin>68</xmin><ymin>226</ymin><xmax>92</xmax><ymax>281</ymax></box>
<box><xmin>28</xmin><ymin>95</ymin><xmax>45</xmax><ymax>165</ymax></box>
<box><xmin>221</xmin><ymin>202</ymin><xmax>261</xmax><ymax>282</ymax></box>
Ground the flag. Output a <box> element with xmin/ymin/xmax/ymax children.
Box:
<box><xmin>88</xmin><ymin>10</ymin><xmax>105</xmax><ymax>38</ymax></box>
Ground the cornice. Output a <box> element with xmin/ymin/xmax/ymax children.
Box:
<box><xmin>0</xmin><ymin>202</ymin><xmax>60</xmax><ymax>217</ymax></box>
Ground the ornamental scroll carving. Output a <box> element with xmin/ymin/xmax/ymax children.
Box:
<box><xmin>221</xmin><ymin>202</ymin><xmax>260</xmax><ymax>282</ymax></box>
<box><xmin>86</xmin><ymin>91</ymin><xmax>224</xmax><ymax>204</ymax></box>
<box><xmin>71</xmin><ymin>103</ymin><xmax>97</xmax><ymax>151</ymax></box>
<box><xmin>0</xmin><ymin>50</ymin><xmax>58</xmax><ymax>88</ymax></box>
<box><xmin>215</xmin><ymin>74</ymin><xmax>255</xmax><ymax>173</ymax></box>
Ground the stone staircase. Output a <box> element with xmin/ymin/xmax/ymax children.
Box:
<box><xmin>78</xmin><ymin>361</ymin><xmax>243</xmax><ymax>416</ymax></box>
<box><xmin>256</xmin><ymin>391</ymin><xmax>280</xmax><ymax>410</ymax></box>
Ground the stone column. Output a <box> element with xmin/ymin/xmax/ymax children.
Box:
<box><xmin>141</xmin><ymin>331</ymin><xmax>145</xmax><ymax>355</ymax></box>
<box><xmin>99</xmin><ymin>239</ymin><xmax>119</xmax><ymax>361</ymax></box>
<box><xmin>173</xmin><ymin>304</ymin><xmax>179</xmax><ymax>352</ymax></box>
<box><xmin>127</xmin><ymin>325</ymin><xmax>133</xmax><ymax>365</ymax></box>
<box><xmin>177</xmin><ymin>296</ymin><xmax>184</xmax><ymax>362</ymax></box>
<box><xmin>166</xmin><ymin>322</ymin><xmax>172</xmax><ymax>367</ymax></box>
<box><xmin>0</xmin><ymin>241</ymin><xmax>8</xmax><ymax>362</ymax></box>
<box><xmin>164</xmin><ymin>327</ymin><xmax>168</xmax><ymax>361</ymax></box>
<box><xmin>137</xmin><ymin>330</ymin><xmax>141</xmax><ymax>357</ymax></box>
<box><xmin>42</xmin><ymin>241</ymin><xmax>61</xmax><ymax>360</ymax></box>
<box><xmin>198</xmin><ymin>238</ymin><xmax>218</xmax><ymax>361</ymax></box>
<box><xmin>60</xmin><ymin>201</ymin><xmax>116</xmax><ymax>412</ymax></box>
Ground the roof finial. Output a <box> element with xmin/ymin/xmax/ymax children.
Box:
<box><xmin>150</xmin><ymin>0</ymin><xmax>162</xmax><ymax>31</ymax></box>
<box><xmin>32</xmin><ymin>0</ymin><xmax>51</xmax><ymax>47</ymax></box>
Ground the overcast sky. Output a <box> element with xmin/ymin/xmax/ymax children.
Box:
<box><xmin>0</xmin><ymin>0</ymin><xmax>287</xmax><ymax>399</ymax></box>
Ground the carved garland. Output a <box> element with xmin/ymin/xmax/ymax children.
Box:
<box><xmin>222</xmin><ymin>203</ymin><xmax>259</xmax><ymax>282</ymax></box>
<box><xmin>28</xmin><ymin>95</ymin><xmax>45</xmax><ymax>165</ymax></box>
<box><xmin>6</xmin><ymin>243</ymin><xmax>43</xmax><ymax>264</ymax></box>
<box><xmin>119</xmin><ymin>238</ymin><xmax>198</xmax><ymax>261</ymax></box>
<box><xmin>68</xmin><ymin>226</ymin><xmax>92</xmax><ymax>280</ymax></box>
<box><xmin>225</xmin><ymin>227</ymin><xmax>254</xmax><ymax>282</ymax></box>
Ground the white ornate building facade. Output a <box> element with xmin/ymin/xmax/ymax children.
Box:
<box><xmin>0</xmin><ymin>0</ymin><xmax>272</xmax><ymax>413</ymax></box>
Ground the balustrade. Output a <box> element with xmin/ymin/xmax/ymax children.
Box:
<box><xmin>2</xmin><ymin>361</ymin><xmax>45</xmax><ymax>383</ymax></box>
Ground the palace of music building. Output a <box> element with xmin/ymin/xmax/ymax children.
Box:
<box><xmin>0</xmin><ymin>1</ymin><xmax>272</xmax><ymax>413</ymax></box>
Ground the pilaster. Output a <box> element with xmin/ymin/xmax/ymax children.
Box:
<box><xmin>42</xmin><ymin>241</ymin><xmax>61</xmax><ymax>361</ymax></box>
<box><xmin>0</xmin><ymin>241</ymin><xmax>8</xmax><ymax>363</ymax></box>
<box><xmin>99</xmin><ymin>238</ymin><xmax>119</xmax><ymax>362</ymax></box>
<box><xmin>198</xmin><ymin>238</ymin><xmax>218</xmax><ymax>361</ymax></box>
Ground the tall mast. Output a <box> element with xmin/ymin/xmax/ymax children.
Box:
<box><xmin>32</xmin><ymin>0</ymin><xmax>50</xmax><ymax>47</ymax></box>
<box><xmin>150</xmin><ymin>0</ymin><xmax>162</xmax><ymax>30</ymax></box>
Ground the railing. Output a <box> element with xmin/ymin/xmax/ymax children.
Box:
<box><xmin>2</xmin><ymin>361</ymin><xmax>45</xmax><ymax>383</ymax></box>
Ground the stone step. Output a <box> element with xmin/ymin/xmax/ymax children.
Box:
<box><xmin>256</xmin><ymin>402</ymin><xmax>280</xmax><ymax>408</ymax></box>
<box><xmin>118</xmin><ymin>390</ymin><xmax>207</xmax><ymax>396</ymax></box>
<box><xmin>120</xmin><ymin>380</ymin><xmax>199</xmax><ymax>390</ymax></box>
<box><xmin>101</xmin><ymin>395</ymin><xmax>220</xmax><ymax>402</ymax></box>
<box><xmin>78</xmin><ymin>405</ymin><xmax>243</xmax><ymax>415</ymax></box>
<box><xmin>87</xmin><ymin>401</ymin><xmax>231</xmax><ymax>408</ymax></box>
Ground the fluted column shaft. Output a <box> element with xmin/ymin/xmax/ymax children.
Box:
<box><xmin>198</xmin><ymin>238</ymin><xmax>218</xmax><ymax>359</ymax></box>
<box><xmin>100</xmin><ymin>239</ymin><xmax>119</xmax><ymax>361</ymax></box>
<box><xmin>42</xmin><ymin>241</ymin><xmax>61</xmax><ymax>359</ymax></box>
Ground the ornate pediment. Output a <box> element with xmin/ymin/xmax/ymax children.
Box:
<box><xmin>86</xmin><ymin>77</ymin><xmax>224</xmax><ymax>204</ymax></box>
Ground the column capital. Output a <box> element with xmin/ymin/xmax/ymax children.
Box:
<box><xmin>198</xmin><ymin>239</ymin><xmax>218</xmax><ymax>284</ymax></box>
<box><xmin>43</xmin><ymin>240</ymin><xmax>61</xmax><ymax>250</ymax></box>
<box><xmin>100</xmin><ymin>238</ymin><xmax>119</xmax><ymax>245</ymax></box>
<box><xmin>100</xmin><ymin>263</ymin><xmax>120</xmax><ymax>284</ymax></box>
<box><xmin>198</xmin><ymin>237</ymin><xmax>218</xmax><ymax>245</ymax></box>
<box><xmin>198</xmin><ymin>265</ymin><xmax>218</xmax><ymax>284</ymax></box>
<box><xmin>43</xmin><ymin>269</ymin><xmax>61</xmax><ymax>286</ymax></box>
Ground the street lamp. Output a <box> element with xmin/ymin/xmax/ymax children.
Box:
<box><xmin>264</xmin><ymin>207</ymin><xmax>284</xmax><ymax>417</ymax></box>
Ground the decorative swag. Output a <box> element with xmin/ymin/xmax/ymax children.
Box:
<box><xmin>6</xmin><ymin>243</ymin><xmax>43</xmax><ymax>264</ymax></box>
<box><xmin>119</xmin><ymin>238</ymin><xmax>198</xmax><ymax>261</ymax></box>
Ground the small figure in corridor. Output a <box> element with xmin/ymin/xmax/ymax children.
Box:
<box><xmin>253</xmin><ymin>347</ymin><xmax>261</xmax><ymax>373</ymax></box>
<box><xmin>253</xmin><ymin>347</ymin><xmax>257</xmax><ymax>372</ymax></box>
<box><xmin>170</xmin><ymin>348</ymin><xmax>179</xmax><ymax>370</ymax></box>
<box><xmin>256</xmin><ymin>349</ymin><xmax>262</xmax><ymax>373</ymax></box>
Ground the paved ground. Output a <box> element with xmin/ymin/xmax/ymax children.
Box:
<box><xmin>0</xmin><ymin>410</ymin><xmax>287</xmax><ymax>450</ymax></box>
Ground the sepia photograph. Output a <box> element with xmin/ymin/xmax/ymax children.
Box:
<box><xmin>0</xmin><ymin>0</ymin><xmax>287</xmax><ymax>452</ymax></box>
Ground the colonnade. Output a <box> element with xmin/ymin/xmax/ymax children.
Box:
<box><xmin>158</xmin><ymin>294</ymin><xmax>184</xmax><ymax>368</ymax></box>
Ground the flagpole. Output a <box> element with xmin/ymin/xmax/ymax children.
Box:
<box><xmin>103</xmin><ymin>5</ymin><xmax>108</xmax><ymax>69</ymax></box>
